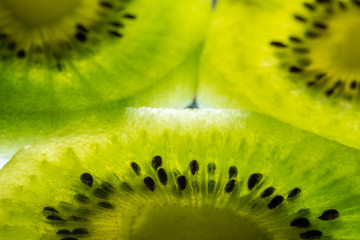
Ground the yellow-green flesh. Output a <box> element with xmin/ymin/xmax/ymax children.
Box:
<box><xmin>0</xmin><ymin>108</ymin><xmax>359</xmax><ymax>239</ymax></box>
<box><xmin>198</xmin><ymin>0</ymin><xmax>360</xmax><ymax>149</ymax></box>
<box><xmin>0</xmin><ymin>0</ymin><xmax>211</xmax><ymax>111</ymax></box>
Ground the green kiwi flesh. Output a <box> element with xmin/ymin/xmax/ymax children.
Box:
<box><xmin>1</xmin><ymin>108</ymin><xmax>359</xmax><ymax>239</ymax></box>
<box><xmin>0</xmin><ymin>0</ymin><xmax>211</xmax><ymax>112</ymax></box>
<box><xmin>0</xmin><ymin>49</ymin><xmax>202</xmax><ymax>163</ymax></box>
<box><xmin>198</xmin><ymin>0</ymin><xmax>360</xmax><ymax>149</ymax></box>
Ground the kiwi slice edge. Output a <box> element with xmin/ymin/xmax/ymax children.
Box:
<box><xmin>0</xmin><ymin>0</ymin><xmax>211</xmax><ymax>112</ymax></box>
<box><xmin>198</xmin><ymin>0</ymin><xmax>360</xmax><ymax>149</ymax></box>
<box><xmin>1</xmin><ymin>108</ymin><xmax>359</xmax><ymax>239</ymax></box>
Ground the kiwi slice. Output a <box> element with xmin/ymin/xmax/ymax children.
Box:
<box><xmin>198</xmin><ymin>0</ymin><xmax>360</xmax><ymax>149</ymax></box>
<box><xmin>1</xmin><ymin>108</ymin><xmax>359</xmax><ymax>239</ymax></box>
<box><xmin>0</xmin><ymin>0</ymin><xmax>211</xmax><ymax>111</ymax></box>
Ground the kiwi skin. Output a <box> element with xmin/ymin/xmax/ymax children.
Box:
<box><xmin>1</xmin><ymin>108</ymin><xmax>359</xmax><ymax>239</ymax></box>
<box><xmin>198</xmin><ymin>0</ymin><xmax>360</xmax><ymax>149</ymax></box>
<box><xmin>0</xmin><ymin>0</ymin><xmax>211</xmax><ymax>112</ymax></box>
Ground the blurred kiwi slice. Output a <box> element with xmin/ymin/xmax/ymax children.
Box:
<box><xmin>198</xmin><ymin>0</ymin><xmax>360</xmax><ymax>149</ymax></box>
<box><xmin>0</xmin><ymin>0</ymin><xmax>211</xmax><ymax>111</ymax></box>
<box><xmin>1</xmin><ymin>108</ymin><xmax>359</xmax><ymax>239</ymax></box>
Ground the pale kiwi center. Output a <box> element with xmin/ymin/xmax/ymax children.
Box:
<box><xmin>310</xmin><ymin>11</ymin><xmax>360</xmax><ymax>80</ymax></box>
<box><xmin>2</xmin><ymin>0</ymin><xmax>80</xmax><ymax>26</ymax></box>
<box><xmin>130</xmin><ymin>205</ymin><xmax>272</xmax><ymax>240</ymax></box>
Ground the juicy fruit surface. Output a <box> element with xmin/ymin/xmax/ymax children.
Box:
<box><xmin>0</xmin><ymin>50</ymin><xmax>201</xmax><ymax>162</ymax></box>
<box><xmin>0</xmin><ymin>0</ymin><xmax>211</xmax><ymax>111</ymax></box>
<box><xmin>1</xmin><ymin>108</ymin><xmax>360</xmax><ymax>239</ymax></box>
<box><xmin>198</xmin><ymin>0</ymin><xmax>360</xmax><ymax>149</ymax></box>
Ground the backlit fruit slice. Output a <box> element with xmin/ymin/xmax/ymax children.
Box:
<box><xmin>198</xmin><ymin>0</ymin><xmax>360</xmax><ymax>149</ymax></box>
<box><xmin>0</xmin><ymin>51</ymin><xmax>202</xmax><ymax>163</ymax></box>
<box><xmin>1</xmin><ymin>108</ymin><xmax>360</xmax><ymax>239</ymax></box>
<box><xmin>0</xmin><ymin>0</ymin><xmax>211</xmax><ymax>112</ymax></box>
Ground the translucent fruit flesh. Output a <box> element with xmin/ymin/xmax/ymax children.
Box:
<box><xmin>0</xmin><ymin>0</ymin><xmax>211</xmax><ymax>111</ymax></box>
<box><xmin>198</xmin><ymin>0</ymin><xmax>360</xmax><ymax>149</ymax></box>
<box><xmin>0</xmin><ymin>108</ymin><xmax>359</xmax><ymax>239</ymax></box>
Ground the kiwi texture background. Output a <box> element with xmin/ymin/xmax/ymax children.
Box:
<box><xmin>0</xmin><ymin>0</ymin><xmax>210</xmax><ymax>165</ymax></box>
<box><xmin>198</xmin><ymin>0</ymin><xmax>360</xmax><ymax>150</ymax></box>
<box><xmin>1</xmin><ymin>108</ymin><xmax>360</xmax><ymax>239</ymax></box>
<box><xmin>0</xmin><ymin>0</ymin><xmax>211</xmax><ymax>112</ymax></box>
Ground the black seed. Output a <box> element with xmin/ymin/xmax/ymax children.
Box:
<box><xmin>289</xmin><ymin>36</ymin><xmax>302</xmax><ymax>43</ymax></box>
<box><xmin>305</xmin><ymin>31</ymin><xmax>319</xmax><ymax>38</ymax></box>
<box><xmin>74</xmin><ymin>194</ymin><xmax>91</xmax><ymax>203</ymax></box>
<box><xmin>75</xmin><ymin>32</ymin><xmax>87</xmax><ymax>42</ymax></box>
<box><xmin>228</xmin><ymin>166</ymin><xmax>238</xmax><ymax>179</ymax></box>
<box><xmin>99</xmin><ymin>1</ymin><xmax>113</xmax><ymax>8</ymax></box>
<box><xmin>293</xmin><ymin>48</ymin><xmax>310</xmax><ymax>54</ymax></box>
<box><xmin>17</xmin><ymin>50</ymin><xmax>26</xmax><ymax>58</ymax></box>
<box><xmin>80</xmin><ymin>173</ymin><xmax>93</xmax><ymax>187</ymax></box>
<box><xmin>290</xmin><ymin>218</ymin><xmax>311</xmax><ymax>228</ymax></box>
<box><xmin>144</xmin><ymin>177</ymin><xmax>156</xmax><ymax>191</ymax></box>
<box><xmin>61</xmin><ymin>238</ymin><xmax>78</xmax><ymax>240</ymax></box>
<box><xmin>152</xmin><ymin>155</ymin><xmax>162</xmax><ymax>170</ymax></box>
<box><xmin>300</xmin><ymin>230</ymin><xmax>323</xmax><ymax>239</ymax></box>
<box><xmin>248</xmin><ymin>173</ymin><xmax>263</xmax><ymax>190</ymax></box>
<box><xmin>177</xmin><ymin>175</ymin><xmax>187</xmax><ymax>191</ymax></box>
<box><xmin>57</xmin><ymin>229</ymin><xmax>72</xmax><ymax>235</ymax></box>
<box><xmin>44</xmin><ymin>207</ymin><xmax>59</xmax><ymax>213</ymax></box>
<box><xmin>304</xmin><ymin>3</ymin><xmax>315</xmax><ymax>10</ymax></box>
<box><xmin>288</xmin><ymin>187</ymin><xmax>301</xmax><ymax>199</ymax></box>
<box><xmin>110</xmin><ymin>21</ymin><xmax>124</xmax><ymax>27</ymax></box>
<box><xmin>0</xmin><ymin>33</ymin><xmax>8</xmax><ymax>40</ymax></box>
<box><xmin>225</xmin><ymin>179</ymin><xmax>236</xmax><ymax>193</ymax></box>
<box><xmin>307</xmin><ymin>81</ymin><xmax>316</xmax><ymax>87</ymax></box>
<box><xmin>94</xmin><ymin>188</ymin><xmax>108</xmax><ymax>199</ymax></box>
<box><xmin>76</xmin><ymin>24</ymin><xmax>89</xmax><ymax>33</ymax></box>
<box><xmin>261</xmin><ymin>187</ymin><xmax>275</xmax><ymax>198</ymax></box>
<box><xmin>316</xmin><ymin>73</ymin><xmax>326</xmax><ymax>80</ymax></box>
<box><xmin>108</xmin><ymin>31</ymin><xmax>123</xmax><ymax>38</ymax></box>
<box><xmin>208</xmin><ymin>180</ymin><xmax>216</xmax><ymax>194</ymax></box>
<box><xmin>339</xmin><ymin>1</ymin><xmax>346</xmax><ymax>9</ymax></box>
<box><xmin>57</xmin><ymin>63</ymin><xmax>64</xmax><ymax>71</ymax></box>
<box><xmin>72</xmin><ymin>228</ymin><xmax>88</xmax><ymax>235</ymax></box>
<box><xmin>294</xmin><ymin>15</ymin><xmax>307</xmax><ymax>22</ymax></box>
<box><xmin>98</xmin><ymin>202</ymin><xmax>115</xmax><ymax>209</ymax></box>
<box><xmin>46</xmin><ymin>215</ymin><xmax>65</xmax><ymax>221</ymax></box>
<box><xmin>318</xmin><ymin>209</ymin><xmax>339</xmax><ymax>220</ymax></box>
<box><xmin>326</xmin><ymin>88</ymin><xmax>335</xmax><ymax>96</ymax></box>
<box><xmin>353</xmin><ymin>0</ymin><xmax>360</xmax><ymax>7</ymax></box>
<box><xmin>190</xmin><ymin>160</ymin><xmax>200</xmax><ymax>175</ymax></box>
<box><xmin>268</xmin><ymin>196</ymin><xmax>284</xmax><ymax>209</ymax></box>
<box><xmin>270</xmin><ymin>41</ymin><xmax>287</xmax><ymax>48</ymax></box>
<box><xmin>130</xmin><ymin>161</ymin><xmax>141</xmax><ymax>175</ymax></box>
<box><xmin>8</xmin><ymin>42</ymin><xmax>16</xmax><ymax>51</ymax></box>
<box><xmin>101</xmin><ymin>182</ymin><xmax>115</xmax><ymax>193</ymax></box>
<box><xmin>350</xmin><ymin>81</ymin><xmax>357</xmax><ymax>89</ymax></box>
<box><xmin>289</xmin><ymin>66</ymin><xmax>303</xmax><ymax>73</ymax></box>
<box><xmin>314</xmin><ymin>22</ymin><xmax>327</xmax><ymax>29</ymax></box>
<box><xmin>207</xmin><ymin>163</ymin><xmax>216</xmax><ymax>176</ymax></box>
<box><xmin>70</xmin><ymin>216</ymin><xmax>87</xmax><ymax>222</ymax></box>
<box><xmin>124</xmin><ymin>14</ymin><xmax>136</xmax><ymax>19</ymax></box>
<box><xmin>157</xmin><ymin>168</ymin><xmax>168</xmax><ymax>185</ymax></box>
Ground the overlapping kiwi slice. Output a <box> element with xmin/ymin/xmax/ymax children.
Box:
<box><xmin>198</xmin><ymin>0</ymin><xmax>360</xmax><ymax>149</ymax></box>
<box><xmin>1</xmin><ymin>108</ymin><xmax>359</xmax><ymax>239</ymax></box>
<box><xmin>0</xmin><ymin>0</ymin><xmax>211</xmax><ymax>111</ymax></box>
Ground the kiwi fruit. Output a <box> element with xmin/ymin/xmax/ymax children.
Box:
<box><xmin>198</xmin><ymin>0</ymin><xmax>360</xmax><ymax>149</ymax></box>
<box><xmin>1</xmin><ymin>108</ymin><xmax>359</xmax><ymax>239</ymax></box>
<box><xmin>0</xmin><ymin>47</ymin><xmax>203</xmax><ymax>163</ymax></box>
<box><xmin>0</xmin><ymin>0</ymin><xmax>211</xmax><ymax>112</ymax></box>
